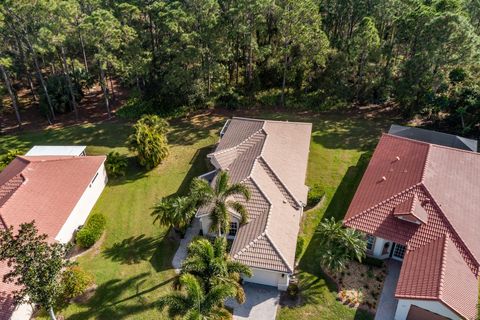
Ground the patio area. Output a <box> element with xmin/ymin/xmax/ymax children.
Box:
<box><xmin>374</xmin><ymin>260</ymin><xmax>402</xmax><ymax>320</ymax></box>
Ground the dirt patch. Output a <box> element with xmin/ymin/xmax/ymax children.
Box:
<box><xmin>1</xmin><ymin>80</ymin><xmax>129</xmax><ymax>134</ymax></box>
<box><xmin>68</xmin><ymin>232</ymin><xmax>106</xmax><ymax>261</ymax></box>
<box><xmin>330</xmin><ymin>261</ymin><xmax>387</xmax><ymax>312</ymax></box>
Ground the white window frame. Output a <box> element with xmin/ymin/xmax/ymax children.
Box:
<box><xmin>366</xmin><ymin>234</ymin><xmax>376</xmax><ymax>253</ymax></box>
<box><xmin>392</xmin><ymin>243</ymin><xmax>406</xmax><ymax>260</ymax></box>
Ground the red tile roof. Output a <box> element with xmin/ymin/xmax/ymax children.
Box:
<box><xmin>344</xmin><ymin>134</ymin><xmax>480</xmax><ymax>320</ymax></box>
<box><xmin>0</xmin><ymin>155</ymin><xmax>106</xmax><ymax>319</ymax></box>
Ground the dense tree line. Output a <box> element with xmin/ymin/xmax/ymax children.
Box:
<box><xmin>0</xmin><ymin>0</ymin><xmax>479</xmax><ymax>134</ymax></box>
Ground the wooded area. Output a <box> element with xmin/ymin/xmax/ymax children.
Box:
<box><xmin>0</xmin><ymin>0</ymin><xmax>479</xmax><ymax>135</ymax></box>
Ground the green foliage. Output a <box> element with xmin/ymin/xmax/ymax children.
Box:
<box><xmin>158</xmin><ymin>273</ymin><xmax>235</xmax><ymax>319</ymax></box>
<box><xmin>39</xmin><ymin>74</ymin><xmax>84</xmax><ymax>116</ymax></box>
<box><xmin>60</xmin><ymin>266</ymin><xmax>95</xmax><ymax>301</ymax></box>
<box><xmin>127</xmin><ymin>115</ymin><xmax>170</xmax><ymax>169</ymax></box>
<box><xmin>0</xmin><ymin>149</ymin><xmax>22</xmax><ymax>171</ymax></box>
<box><xmin>0</xmin><ymin>222</ymin><xmax>72</xmax><ymax>314</ymax></box>
<box><xmin>151</xmin><ymin>196</ymin><xmax>197</xmax><ymax>234</ymax></box>
<box><xmin>295</xmin><ymin>236</ymin><xmax>306</xmax><ymax>261</ymax></box>
<box><xmin>315</xmin><ymin>218</ymin><xmax>367</xmax><ymax>272</ymax></box>
<box><xmin>76</xmin><ymin>213</ymin><xmax>106</xmax><ymax>248</ymax></box>
<box><xmin>105</xmin><ymin>151</ymin><xmax>128</xmax><ymax>177</ymax></box>
<box><xmin>190</xmin><ymin>171</ymin><xmax>250</xmax><ymax>237</ymax></box>
<box><xmin>182</xmin><ymin>237</ymin><xmax>252</xmax><ymax>304</ymax></box>
<box><xmin>307</xmin><ymin>184</ymin><xmax>325</xmax><ymax>208</ymax></box>
<box><xmin>116</xmin><ymin>96</ymin><xmax>156</xmax><ymax>120</ymax></box>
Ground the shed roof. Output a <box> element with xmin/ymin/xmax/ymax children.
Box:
<box><xmin>25</xmin><ymin>145</ymin><xmax>87</xmax><ymax>156</ymax></box>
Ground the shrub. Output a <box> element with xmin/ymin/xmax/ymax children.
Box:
<box><xmin>0</xmin><ymin>149</ymin><xmax>22</xmax><ymax>171</ymax></box>
<box><xmin>307</xmin><ymin>184</ymin><xmax>325</xmax><ymax>208</ymax></box>
<box><xmin>287</xmin><ymin>283</ymin><xmax>300</xmax><ymax>298</ymax></box>
<box><xmin>105</xmin><ymin>151</ymin><xmax>128</xmax><ymax>177</ymax></box>
<box><xmin>60</xmin><ymin>266</ymin><xmax>94</xmax><ymax>301</ymax></box>
<box><xmin>76</xmin><ymin>213</ymin><xmax>106</xmax><ymax>248</ymax></box>
<box><xmin>216</xmin><ymin>89</ymin><xmax>241</xmax><ymax>110</ymax></box>
<box><xmin>116</xmin><ymin>96</ymin><xmax>156</xmax><ymax>120</ymax></box>
<box><xmin>128</xmin><ymin>115</ymin><xmax>170</xmax><ymax>169</ymax></box>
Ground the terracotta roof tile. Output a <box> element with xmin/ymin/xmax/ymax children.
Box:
<box><xmin>344</xmin><ymin>134</ymin><xmax>480</xmax><ymax>319</ymax></box>
<box><xmin>208</xmin><ymin>118</ymin><xmax>311</xmax><ymax>273</ymax></box>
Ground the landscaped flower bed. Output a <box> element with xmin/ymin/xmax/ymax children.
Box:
<box><xmin>331</xmin><ymin>260</ymin><xmax>387</xmax><ymax>312</ymax></box>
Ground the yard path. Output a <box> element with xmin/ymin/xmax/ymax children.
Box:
<box><xmin>375</xmin><ymin>260</ymin><xmax>402</xmax><ymax>320</ymax></box>
<box><xmin>172</xmin><ymin>218</ymin><xmax>201</xmax><ymax>272</ymax></box>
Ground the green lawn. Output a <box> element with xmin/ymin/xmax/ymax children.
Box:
<box><xmin>0</xmin><ymin>111</ymin><xmax>396</xmax><ymax>319</ymax></box>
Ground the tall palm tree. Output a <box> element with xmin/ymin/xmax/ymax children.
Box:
<box><xmin>158</xmin><ymin>273</ymin><xmax>235</xmax><ymax>320</ymax></box>
<box><xmin>151</xmin><ymin>196</ymin><xmax>197</xmax><ymax>235</ymax></box>
<box><xmin>182</xmin><ymin>237</ymin><xmax>252</xmax><ymax>303</ymax></box>
<box><xmin>315</xmin><ymin>217</ymin><xmax>367</xmax><ymax>272</ymax></box>
<box><xmin>190</xmin><ymin>171</ymin><xmax>250</xmax><ymax>237</ymax></box>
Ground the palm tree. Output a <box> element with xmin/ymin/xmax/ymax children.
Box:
<box><xmin>315</xmin><ymin>217</ymin><xmax>367</xmax><ymax>272</ymax></box>
<box><xmin>190</xmin><ymin>171</ymin><xmax>250</xmax><ymax>237</ymax></box>
<box><xmin>182</xmin><ymin>237</ymin><xmax>252</xmax><ymax>303</ymax></box>
<box><xmin>158</xmin><ymin>273</ymin><xmax>235</xmax><ymax>320</ymax></box>
<box><xmin>151</xmin><ymin>196</ymin><xmax>197</xmax><ymax>236</ymax></box>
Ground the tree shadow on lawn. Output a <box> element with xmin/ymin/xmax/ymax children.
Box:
<box><xmin>174</xmin><ymin>145</ymin><xmax>214</xmax><ymax>196</ymax></box>
<box><xmin>66</xmin><ymin>272</ymin><xmax>175</xmax><ymax>320</ymax></box>
<box><xmin>106</xmin><ymin>156</ymin><xmax>149</xmax><ymax>186</ymax></box>
<box><xmin>293</xmin><ymin>153</ymin><xmax>373</xmax><ymax>316</ymax></box>
<box><xmin>102</xmin><ymin>231</ymin><xmax>179</xmax><ymax>273</ymax></box>
<box><xmin>168</xmin><ymin>113</ymin><xmax>224</xmax><ymax>147</ymax></box>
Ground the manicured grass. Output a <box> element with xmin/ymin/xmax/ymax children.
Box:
<box><xmin>0</xmin><ymin>111</ymin><xmax>396</xmax><ymax>319</ymax></box>
<box><xmin>0</xmin><ymin>116</ymin><xmax>223</xmax><ymax>319</ymax></box>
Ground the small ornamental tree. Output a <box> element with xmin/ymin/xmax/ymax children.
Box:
<box><xmin>127</xmin><ymin>115</ymin><xmax>170</xmax><ymax>169</ymax></box>
<box><xmin>315</xmin><ymin>217</ymin><xmax>367</xmax><ymax>272</ymax></box>
<box><xmin>151</xmin><ymin>196</ymin><xmax>197</xmax><ymax>235</ymax></box>
<box><xmin>0</xmin><ymin>221</ymin><xmax>72</xmax><ymax>320</ymax></box>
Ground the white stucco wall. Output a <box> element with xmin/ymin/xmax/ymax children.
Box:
<box><xmin>55</xmin><ymin>163</ymin><xmax>107</xmax><ymax>243</ymax></box>
<box><xmin>370</xmin><ymin>236</ymin><xmax>393</xmax><ymax>259</ymax></box>
<box><xmin>10</xmin><ymin>303</ymin><xmax>34</xmax><ymax>320</ymax></box>
<box><xmin>394</xmin><ymin>299</ymin><xmax>460</xmax><ymax>320</ymax></box>
<box><xmin>244</xmin><ymin>267</ymin><xmax>290</xmax><ymax>291</ymax></box>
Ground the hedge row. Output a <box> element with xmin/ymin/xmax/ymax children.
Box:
<box><xmin>76</xmin><ymin>213</ymin><xmax>106</xmax><ymax>248</ymax></box>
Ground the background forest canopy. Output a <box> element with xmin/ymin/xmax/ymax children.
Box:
<box><xmin>1</xmin><ymin>0</ymin><xmax>480</xmax><ymax>135</ymax></box>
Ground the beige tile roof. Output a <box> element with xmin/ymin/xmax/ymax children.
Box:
<box><xmin>208</xmin><ymin>117</ymin><xmax>312</xmax><ymax>273</ymax></box>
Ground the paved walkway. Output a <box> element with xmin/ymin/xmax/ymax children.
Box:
<box><xmin>375</xmin><ymin>260</ymin><xmax>402</xmax><ymax>320</ymax></box>
<box><xmin>171</xmin><ymin>218</ymin><xmax>201</xmax><ymax>273</ymax></box>
<box><xmin>226</xmin><ymin>283</ymin><xmax>280</xmax><ymax>320</ymax></box>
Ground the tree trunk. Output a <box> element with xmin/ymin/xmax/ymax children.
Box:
<box><xmin>27</xmin><ymin>41</ymin><xmax>55</xmax><ymax>122</ymax></box>
<box><xmin>48</xmin><ymin>307</ymin><xmax>57</xmax><ymax>320</ymax></box>
<box><xmin>108</xmin><ymin>65</ymin><xmax>115</xmax><ymax>102</ymax></box>
<box><xmin>79</xmin><ymin>32</ymin><xmax>89</xmax><ymax>72</ymax></box>
<box><xmin>0</xmin><ymin>64</ymin><xmax>22</xmax><ymax>127</ymax></box>
<box><xmin>99</xmin><ymin>62</ymin><xmax>111</xmax><ymax>118</ymax></box>
<box><xmin>60</xmin><ymin>47</ymin><xmax>79</xmax><ymax>121</ymax></box>
<box><xmin>14</xmin><ymin>32</ymin><xmax>37</xmax><ymax>101</ymax></box>
<box><xmin>280</xmin><ymin>45</ymin><xmax>288</xmax><ymax>108</ymax></box>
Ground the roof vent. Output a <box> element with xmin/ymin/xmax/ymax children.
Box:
<box><xmin>396</xmin><ymin>156</ymin><xmax>400</xmax><ymax>161</ymax></box>
<box><xmin>381</xmin><ymin>176</ymin><xmax>387</xmax><ymax>181</ymax></box>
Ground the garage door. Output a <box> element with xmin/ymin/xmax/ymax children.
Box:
<box><xmin>244</xmin><ymin>268</ymin><xmax>279</xmax><ymax>287</ymax></box>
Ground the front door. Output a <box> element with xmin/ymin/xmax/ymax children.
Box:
<box><xmin>391</xmin><ymin>243</ymin><xmax>406</xmax><ymax>261</ymax></box>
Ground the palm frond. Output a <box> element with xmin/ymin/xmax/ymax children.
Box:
<box><xmin>227</xmin><ymin>201</ymin><xmax>249</xmax><ymax>225</ymax></box>
<box><xmin>224</xmin><ymin>183</ymin><xmax>251</xmax><ymax>201</ymax></box>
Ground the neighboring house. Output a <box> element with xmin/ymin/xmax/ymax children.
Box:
<box><xmin>0</xmin><ymin>146</ymin><xmax>107</xmax><ymax>320</ymax></box>
<box><xmin>343</xmin><ymin>133</ymin><xmax>479</xmax><ymax>320</ymax></box>
<box><xmin>389</xmin><ymin>124</ymin><xmax>477</xmax><ymax>152</ymax></box>
<box><xmin>197</xmin><ymin>117</ymin><xmax>312</xmax><ymax>290</ymax></box>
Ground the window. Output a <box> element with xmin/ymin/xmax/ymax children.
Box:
<box><xmin>393</xmin><ymin>244</ymin><xmax>406</xmax><ymax>259</ymax></box>
<box><xmin>366</xmin><ymin>235</ymin><xmax>376</xmax><ymax>252</ymax></box>
<box><xmin>228</xmin><ymin>222</ymin><xmax>238</xmax><ymax>237</ymax></box>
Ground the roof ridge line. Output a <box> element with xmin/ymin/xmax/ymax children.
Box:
<box><xmin>344</xmin><ymin>184</ymin><xmax>420</xmax><ymax>225</ymax></box>
<box><xmin>264</xmin><ymin>231</ymin><xmax>293</xmax><ymax>273</ymax></box>
<box><xmin>438</xmin><ymin>234</ymin><xmax>448</xmax><ymax>298</ymax></box>
<box><xmin>209</xmin><ymin>128</ymin><xmax>264</xmax><ymax>158</ymax></box>
<box><xmin>257</xmin><ymin>156</ymin><xmax>301</xmax><ymax>208</ymax></box>
<box><xmin>420</xmin><ymin>183</ymin><xmax>480</xmax><ymax>273</ymax></box>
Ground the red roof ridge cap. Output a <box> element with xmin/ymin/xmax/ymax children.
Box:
<box><xmin>438</xmin><ymin>234</ymin><xmax>448</xmax><ymax>298</ymax></box>
<box><xmin>420</xmin><ymin>144</ymin><xmax>431</xmax><ymax>183</ymax></box>
<box><xmin>421</xmin><ymin>183</ymin><xmax>480</xmax><ymax>272</ymax></box>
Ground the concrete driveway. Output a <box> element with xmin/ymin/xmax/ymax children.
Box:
<box><xmin>375</xmin><ymin>260</ymin><xmax>402</xmax><ymax>320</ymax></box>
<box><xmin>226</xmin><ymin>283</ymin><xmax>280</xmax><ymax>320</ymax></box>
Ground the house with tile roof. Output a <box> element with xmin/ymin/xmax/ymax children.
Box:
<box><xmin>0</xmin><ymin>148</ymin><xmax>107</xmax><ymax>320</ymax></box>
<box><xmin>197</xmin><ymin>117</ymin><xmax>312</xmax><ymax>290</ymax></box>
<box><xmin>343</xmin><ymin>133</ymin><xmax>480</xmax><ymax>320</ymax></box>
